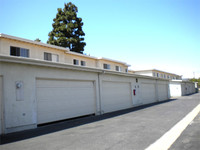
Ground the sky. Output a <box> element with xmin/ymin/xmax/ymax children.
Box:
<box><xmin>0</xmin><ymin>0</ymin><xmax>199</xmax><ymax>78</ymax></box>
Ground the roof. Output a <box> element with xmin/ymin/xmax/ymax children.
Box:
<box><xmin>0</xmin><ymin>33</ymin><xmax>70</xmax><ymax>52</ymax></box>
<box><xmin>97</xmin><ymin>57</ymin><xmax>130</xmax><ymax>66</ymax></box>
<box><xmin>134</xmin><ymin>69</ymin><xmax>182</xmax><ymax>76</ymax></box>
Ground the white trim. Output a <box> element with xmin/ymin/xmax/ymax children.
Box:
<box><xmin>98</xmin><ymin>57</ymin><xmax>130</xmax><ymax>67</ymax></box>
<box><xmin>0</xmin><ymin>55</ymin><xmax>169</xmax><ymax>81</ymax></box>
<box><xmin>134</xmin><ymin>69</ymin><xmax>181</xmax><ymax>77</ymax></box>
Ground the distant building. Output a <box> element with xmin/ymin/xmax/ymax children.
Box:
<box><xmin>129</xmin><ymin>69</ymin><xmax>182</xmax><ymax>80</ymax></box>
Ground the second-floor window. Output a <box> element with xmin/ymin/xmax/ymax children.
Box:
<box><xmin>157</xmin><ymin>73</ymin><xmax>159</xmax><ymax>77</ymax></box>
<box><xmin>44</xmin><ymin>52</ymin><xmax>59</xmax><ymax>62</ymax></box>
<box><xmin>10</xmin><ymin>46</ymin><xmax>29</xmax><ymax>58</ymax></box>
<box><xmin>115</xmin><ymin>66</ymin><xmax>121</xmax><ymax>72</ymax></box>
<box><xmin>81</xmin><ymin>60</ymin><xmax>86</xmax><ymax>66</ymax></box>
<box><xmin>103</xmin><ymin>64</ymin><xmax>110</xmax><ymax>69</ymax></box>
<box><xmin>73</xmin><ymin>59</ymin><xmax>79</xmax><ymax>65</ymax></box>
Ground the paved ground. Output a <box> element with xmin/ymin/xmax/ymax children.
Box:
<box><xmin>170</xmin><ymin>111</ymin><xmax>200</xmax><ymax>150</ymax></box>
<box><xmin>0</xmin><ymin>93</ymin><xmax>200</xmax><ymax>150</ymax></box>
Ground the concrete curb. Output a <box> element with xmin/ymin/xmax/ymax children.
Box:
<box><xmin>145</xmin><ymin>103</ymin><xmax>200</xmax><ymax>150</ymax></box>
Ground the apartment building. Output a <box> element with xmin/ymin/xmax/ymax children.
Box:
<box><xmin>129</xmin><ymin>69</ymin><xmax>182</xmax><ymax>80</ymax></box>
<box><xmin>0</xmin><ymin>33</ymin><xmax>129</xmax><ymax>73</ymax></box>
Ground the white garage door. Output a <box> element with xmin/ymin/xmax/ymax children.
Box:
<box><xmin>36</xmin><ymin>79</ymin><xmax>95</xmax><ymax>124</ymax></box>
<box><xmin>101</xmin><ymin>81</ymin><xmax>132</xmax><ymax>113</ymax></box>
<box><xmin>170</xmin><ymin>83</ymin><xmax>181</xmax><ymax>97</ymax></box>
<box><xmin>141</xmin><ymin>83</ymin><xmax>156</xmax><ymax>104</ymax></box>
<box><xmin>158</xmin><ymin>84</ymin><xmax>168</xmax><ymax>101</ymax></box>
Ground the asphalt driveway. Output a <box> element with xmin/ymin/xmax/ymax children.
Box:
<box><xmin>1</xmin><ymin>93</ymin><xmax>200</xmax><ymax>150</ymax></box>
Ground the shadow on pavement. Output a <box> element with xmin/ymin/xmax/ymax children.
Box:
<box><xmin>0</xmin><ymin>98</ymin><xmax>177</xmax><ymax>145</ymax></box>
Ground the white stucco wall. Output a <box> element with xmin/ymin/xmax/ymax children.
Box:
<box><xmin>170</xmin><ymin>81</ymin><xmax>196</xmax><ymax>97</ymax></box>
<box><xmin>2</xmin><ymin>56</ymin><xmax>194</xmax><ymax>135</ymax></box>
<box><xmin>0</xmin><ymin>76</ymin><xmax>3</xmax><ymax>135</ymax></box>
<box><xmin>0</xmin><ymin>37</ymin><xmax>129</xmax><ymax>73</ymax></box>
<box><xmin>0</xmin><ymin>59</ymin><xmax>100</xmax><ymax>134</ymax></box>
<box><xmin>134</xmin><ymin>71</ymin><xmax>153</xmax><ymax>77</ymax></box>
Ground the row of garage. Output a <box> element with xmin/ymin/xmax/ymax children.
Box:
<box><xmin>169</xmin><ymin>80</ymin><xmax>196</xmax><ymax>97</ymax></box>
<box><xmin>0</xmin><ymin>59</ymin><xmax>195</xmax><ymax>134</ymax></box>
<box><xmin>36</xmin><ymin>77</ymin><xmax>169</xmax><ymax>126</ymax></box>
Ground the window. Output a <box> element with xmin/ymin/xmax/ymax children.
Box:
<box><xmin>44</xmin><ymin>52</ymin><xmax>59</xmax><ymax>62</ymax></box>
<box><xmin>164</xmin><ymin>74</ymin><xmax>166</xmax><ymax>78</ymax></box>
<box><xmin>44</xmin><ymin>52</ymin><xmax>52</xmax><ymax>61</ymax></box>
<box><xmin>157</xmin><ymin>73</ymin><xmax>159</xmax><ymax>77</ymax></box>
<box><xmin>73</xmin><ymin>59</ymin><xmax>79</xmax><ymax>65</ymax></box>
<box><xmin>52</xmin><ymin>54</ymin><xmax>59</xmax><ymax>62</ymax></box>
<box><xmin>103</xmin><ymin>64</ymin><xmax>110</xmax><ymax>69</ymax></box>
<box><xmin>153</xmin><ymin>72</ymin><xmax>156</xmax><ymax>77</ymax></box>
<box><xmin>10</xmin><ymin>46</ymin><xmax>29</xmax><ymax>58</ymax></box>
<box><xmin>115</xmin><ymin>66</ymin><xmax>121</xmax><ymax>72</ymax></box>
<box><xmin>81</xmin><ymin>60</ymin><xmax>86</xmax><ymax>66</ymax></box>
<box><xmin>125</xmin><ymin>69</ymin><xmax>128</xmax><ymax>73</ymax></box>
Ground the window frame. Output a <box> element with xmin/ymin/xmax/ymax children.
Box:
<box><xmin>157</xmin><ymin>73</ymin><xmax>159</xmax><ymax>77</ymax></box>
<box><xmin>44</xmin><ymin>52</ymin><xmax>52</xmax><ymax>61</ymax></box>
<box><xmin>10</xmin><ymin>46</ymin><xmax>29</xmax><ymax>58</ymax></box>
<box><xmin>81</xmin><ymin>60</ymin><xmax>86</xmax><ymax>66</ymax></box>
<box><xmin>44</xmin><ymin>52</ymin><xmax>59</xmax><ymax>62</ymax></box>
<box><xmin>103</xmin><ymin>63</ymin><xmax>111</xmax><ymax>70</ymax></box>
<box><xmin>73</xmin><ymin>59</ymin><xmax>79</xmax><ymax>65</ymax></box>
<box><xmin>115</xmin><ymin>66</ymin><xmax>121</xmax><ymax>72</ymax></box>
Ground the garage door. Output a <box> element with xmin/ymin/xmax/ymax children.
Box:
<box><xmin>36</xmin><ymin>79</ymin><xmax>95</xmax><ymax>124</ymax></box>
<box><xmin>158</xmin><ymin>84</ymin><xmax>168</xmax><ymax>101</ymax></box>
<box><xmin>141</xmin><ymin>83</ymin><xmax>156</xmax><ymax>104</ymax></box>
<box><xmin>169</xmin><ymin>83</ymin><xmax>181</xmax><ymax>97</ymax></box>
<box><xmin>101</xmin><ymin>81</ymin><xmax>132</xmax><ymax>113</ymax></box>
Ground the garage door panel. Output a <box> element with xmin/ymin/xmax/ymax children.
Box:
<box><xmin>37</xmin><ymin>88</ymin><xmax>94</xmax><ymax>100</ymax></box>
<box><xmin>158</xmin><ymin>84</ymin><xmax>168</xmax><ymax>101</ymax></box>
<box><xmin>36</xmin><ymin>79</ymin><xmax>95</xmax><ymax>124</ymax></box>
<box><xmin>37</xmin><ymin>80</ymin><xmax>93</xmax><ymax>88</ymax></box>
<box><xmin>102</xmin><ymin>81</ymin><xmax>132</xmax><ymax>113</ymax></box>
<box><xmin>141</xmin><ymin>83</ymin><xmax>156</xmax><ymax>104</ymax></box>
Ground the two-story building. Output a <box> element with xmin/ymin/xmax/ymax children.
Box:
<box><xmin>0</xmin><ymin>33</ymin><xmax>130</xmax><ymax>72</ymax></box>
<box><xmin>0</xmin><ymin>33</ymin><xmax>195</xmax><ymax>135</ymax></box>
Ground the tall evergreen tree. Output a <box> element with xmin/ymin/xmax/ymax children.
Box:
<box><xmin>47</xmin><ymin>2</ymin><xmax>86</xmax><ymax>54</ymax></box>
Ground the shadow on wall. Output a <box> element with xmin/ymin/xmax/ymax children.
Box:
<box><xmin>0</xmin><ymin>98</ymin><xmax>177</xmax><ymax>145</ymax></box>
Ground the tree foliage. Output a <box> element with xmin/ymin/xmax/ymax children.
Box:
<box><xmin>190</xmin><ymin>78</ymin><xmax>200</xmax><ymax>87</ymax></box>
<box><xmin>35</xmin><ymin>38</ymin><xmax>41</xmax><ymax>42</ymax></box>
<box><xmin>47</xmin><ymin>2</ymin><xmax>86</xmax><ymax>54</ymax></box>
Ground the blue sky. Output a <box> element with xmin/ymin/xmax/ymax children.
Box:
<box><xmin>0</xmin><ymin>0</ymin><xmax>199</xmax><ymax>78</ymax></box>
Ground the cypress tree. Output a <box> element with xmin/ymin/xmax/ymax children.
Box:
<box><xmin>47</xmin><ymin>2</ymin><xmax>86</xmax><ymax>54</ymax></box>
